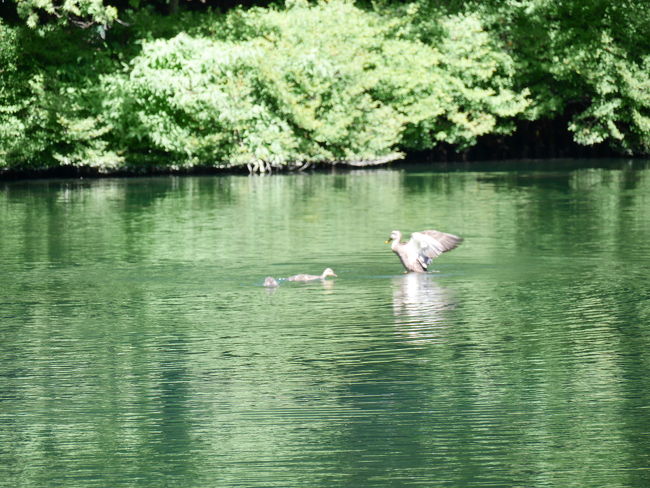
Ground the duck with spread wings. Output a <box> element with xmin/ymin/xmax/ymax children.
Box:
<box><xmin>385</xmin><ymin>229</ymin><xmax>462</xmax><ymax>273</ymax></box>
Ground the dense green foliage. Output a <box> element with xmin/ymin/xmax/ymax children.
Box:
<box><xmin>98</xmin><ymin>2</ymin><xmax>527</xmax><ymax>169</ymax></box>
<box><xmin>15</xmin><ymin>0</ymin><xmax>118</xmax><ymax>28</ymax></box>
<box><xmin>0</xmin><ymin>23</ymin><xmax>122</xmax><ymax>169</ymax></box>
<box><xmin>472</xmin><ymin>0</ymin><xmax>650</xmax><ymax>154</ymax></box>
<box><xmin>1</xmin><ymin>0</ymin><xmax>649</xmax><ymax>172</ymax></box>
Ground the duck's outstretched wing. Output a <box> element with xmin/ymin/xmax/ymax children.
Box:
<box><xmin>409</xmin><ymin>230</ymin><xmax>463</xmax><ymax>269</ymax></box>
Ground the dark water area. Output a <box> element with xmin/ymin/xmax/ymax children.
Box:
<box><xmin>1</xmin><ymin>159</ymin><xmax>650</xmax><ymax>487</ymax></box>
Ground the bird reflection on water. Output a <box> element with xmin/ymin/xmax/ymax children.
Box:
<box><xmin>391</xmin><ymin>273</ymin><xmax>456</xmax><ymax>344</ymax></box>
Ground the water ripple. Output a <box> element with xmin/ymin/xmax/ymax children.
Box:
<box><xmin>2</xmin><ymin>164</ymin><xmax>650</xmax><ymax>487</ymax></box>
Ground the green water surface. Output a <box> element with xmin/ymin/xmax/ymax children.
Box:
<box><xmin>1</xmin><ymin>160</ymin><xmax>650</xmax><ymax>487</ymax></box>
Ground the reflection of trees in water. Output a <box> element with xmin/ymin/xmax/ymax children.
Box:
<box><xmin>391</xmin><ymin>273</ymin><xmax>456</xmax><ymax>344</ymax></box>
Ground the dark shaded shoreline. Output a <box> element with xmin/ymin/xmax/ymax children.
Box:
<box><xmin>407</xmin><ymin>116</ymin><xmax>621</xmax><ymax>164</ymax></box>
<box><xmin>0</xmin><ymin>118</ymin><xmax>642</xmax><ymax>181</ymax></box>
<box><xmin>3</xmin><ymin>156</ymin><xmax>648</xmax><ymax>183</ymax></box>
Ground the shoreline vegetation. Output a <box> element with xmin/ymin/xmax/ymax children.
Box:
<box><xmin>1</xmin><ymin>0</ymin><xmax>649</xmax><ymax>177</ymax></box>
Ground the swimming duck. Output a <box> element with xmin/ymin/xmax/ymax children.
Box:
<box><xmin>263</xmin><ymin>277</ymin><xmax>279</xmax><ymax>287</ymax></box>
<box><xmin>287</xmin><ymin>268</ymin><xmax>337</xmax><ymax>282</ymax></box>
<box><xmin>385</xmin><ymin>229</ymin><xmax>462</xmax><ymax>273</ymax></box>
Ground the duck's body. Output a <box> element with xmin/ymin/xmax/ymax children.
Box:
<box><xmin>287</xmin><ymin>268</ymin><xmax>337</xmax><ymax>282</ymax></box>
<box><xmin>263</xmin><ymin>277</ymin><xmax>279</xmax><ymax>287</ymax></box>
<box><xmin>386</xmin><ymin>229</ymin><xmax>462</xmax><ymax>273</ymax></box>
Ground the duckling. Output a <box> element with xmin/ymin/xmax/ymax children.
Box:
<box><xmin>287</xmin><ymin>268</ymin><xmax>337</xmax><ymax>282</ymax></box>
<box><xmin>263</xmin><ymin>276</ymin><xmax>279</xmax><ymax>287</ymax></box>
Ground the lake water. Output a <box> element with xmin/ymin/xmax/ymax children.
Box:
<box><xmin>1</xmin><ymin>159</ymin><xmax>650</xmax><ymax>487</ymax></box>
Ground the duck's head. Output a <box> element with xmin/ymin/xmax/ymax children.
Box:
<box><xmin>322</xmin><ymin>268</ymin><xmax>337</xmax><ymax>278</ymax></box>
<box><xmin>385</xmin><ymin>230</ymin><xmax>401</xmax><ymax>244</ymax></box>
<box><xmin>263</xmin><ymin>277</ymin><xmax>279</xmax><ymax>287</ymax></box>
